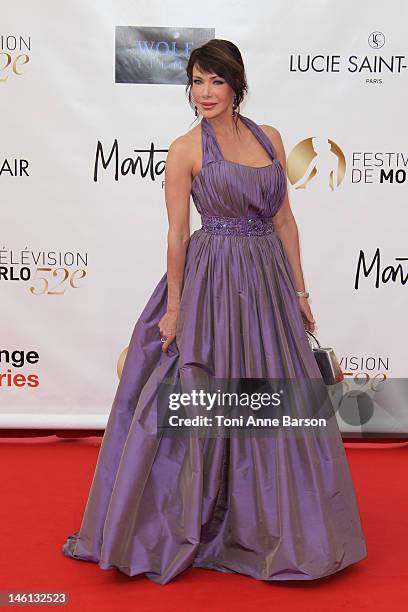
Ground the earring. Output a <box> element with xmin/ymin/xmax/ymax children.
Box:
<box><xmin>194</xmin><ymin>105</ymin><xmax>198</xmax><ymax>117</ymax></box>
<box><xmin>232</xmin><ymin>96</ymin><xmax>238</xmax><ymax>117</ymax></box>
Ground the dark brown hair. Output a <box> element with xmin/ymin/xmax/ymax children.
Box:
<box><xmin>185</xmin><ymin>39</ymin><xmax>248</xmax><ymax>130</ymax></box>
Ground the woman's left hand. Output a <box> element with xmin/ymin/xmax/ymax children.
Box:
<box><xmin>298</xmin><ymin>297</ymin><xmax>316</xmax><ymax>333</ymax></box>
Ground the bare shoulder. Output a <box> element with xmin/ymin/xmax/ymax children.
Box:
<box><xmin>259</xmin><ymin>123</ymin><xmax>286</xmax><ymax>161</ymax></box>
<box><xmin>166</xmin><ymin>123</ymin><xmax>201</xmax><ymax>177</ymax></box>
<box><xmin>259</xmin><ymin>123</ymin><xmax>281</xmax><ymax>137</ymax></box>
<box><xmin>259</xmin><ymin>123</ymin><xmax>284</xmax><ymax>146</ymax></box>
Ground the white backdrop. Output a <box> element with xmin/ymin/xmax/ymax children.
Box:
<box><xmin>1</xmin><ymin>1</ymin><xmax>407</xmax><ymax>434</ymax></box>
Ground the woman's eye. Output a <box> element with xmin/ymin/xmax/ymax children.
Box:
<box><xmin>193</xmin><ymin>79</ymin><xmax>224</xmax><ymax>85</ymax></box>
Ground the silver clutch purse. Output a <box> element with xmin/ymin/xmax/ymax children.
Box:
<box><xmin>306</xmin><ymin>330</ymin><xmax>344</xmax><ymax>385</ymax></box>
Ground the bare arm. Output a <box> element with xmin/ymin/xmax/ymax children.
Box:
<box><xmin>164</xmin><ymin>136</ymin><xmax>192</xmax><ymax>312</ymax></box>
<box><xmin>158</xmin><ymin>136</ymin><xmax>192</xmax><ymax>351</ymax></box>
<box><xmin>261</xmin><ymin>125</ymin><xmax>306</xmax><ymax>293</ymax></box>
<box><xmin>261</xmin><ymin>125</ymin><xmax>316</xmax><ymax>332</ymax></box>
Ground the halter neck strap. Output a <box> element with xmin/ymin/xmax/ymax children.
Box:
<box><xmin>200</xmin><ymin>113</ymin><xmax>277</xmax><ymax>167</ymax></box>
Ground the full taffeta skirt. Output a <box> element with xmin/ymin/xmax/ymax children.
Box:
<box><xmin>62</xmin><ymin>229</ymin><xmax>367</xmax><ymax>584</ymax></box>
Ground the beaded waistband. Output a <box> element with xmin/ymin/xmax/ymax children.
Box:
<box><xmin>201</xmin><ymin>215</ymin><xmax>275</xmax><ymax>236</ymax></box>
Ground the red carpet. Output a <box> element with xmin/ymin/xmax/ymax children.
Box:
<box><xmin>1</xmin><ymin>435</ymin><xmax>407</xmax><ymax>611</ymax></box>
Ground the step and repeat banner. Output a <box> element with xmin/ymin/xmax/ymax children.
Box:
<box><xmin>1</xmin><ymin>1</ymin><xmax>407</xmax><ymax>434</ymax></box>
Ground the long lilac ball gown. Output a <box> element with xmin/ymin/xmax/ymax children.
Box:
<box><xmin>62</xmin><ymin>113</ymin><xmax>367</xmax><ymax>584</ymax></box>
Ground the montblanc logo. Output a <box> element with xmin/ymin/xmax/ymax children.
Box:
<box><xmin>354</xmin><ymin>248</ymin><xmax>408</xmax><ymax>289</ymax></box>
<box><xmin>93</xmin><ymin>139</ymin><xmax>167</xmax><ymax>183</ymax></box>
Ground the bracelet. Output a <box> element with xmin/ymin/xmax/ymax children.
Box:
<box><xmin>296</xmin><ymin>290</ymin><xmax>309</xmax><ymax>298</ymax></box>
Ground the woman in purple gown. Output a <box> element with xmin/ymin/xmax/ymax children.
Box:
<box><xmin>62</xmin><ymin>39</ymin><xmax>367</xmax><ymax>584</ymax></box>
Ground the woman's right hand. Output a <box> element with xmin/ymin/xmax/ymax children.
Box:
<box><xmin>158</xmin><ymin>310</ymin><xmax>179</xmax><ymax>352</ymax></box>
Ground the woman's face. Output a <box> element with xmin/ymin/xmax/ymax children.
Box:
<box><xmin>191</xmin><ymin>64</ymin><xmax>234</xmax><ymax>117</ymax></box>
